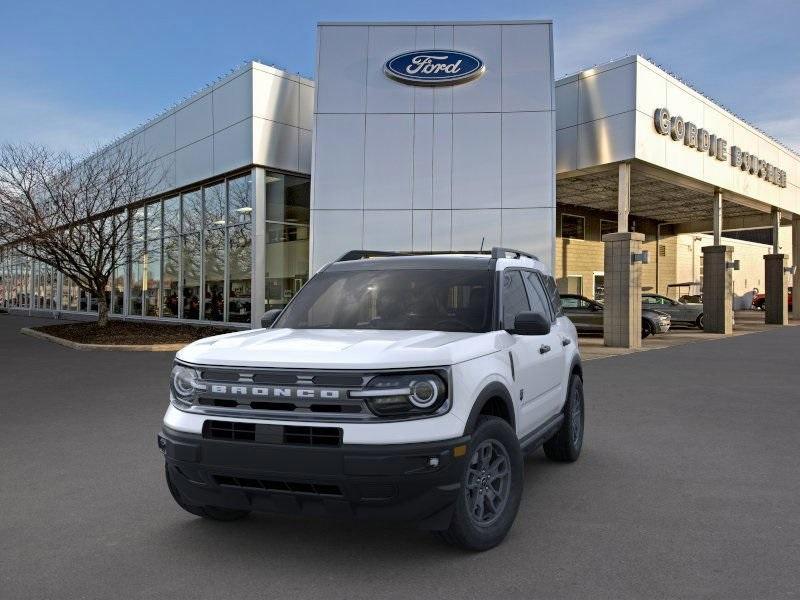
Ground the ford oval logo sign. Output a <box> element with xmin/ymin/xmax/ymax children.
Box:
<box><xmin>384</xmin><ymin>50</ymin><xmax>485</xmax><ymax>86</ymax></box>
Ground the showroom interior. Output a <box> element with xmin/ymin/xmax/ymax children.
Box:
<box><xmin>1</xmin><ymin>23</ymin><xmax>799</xmax><ymax>347</ymax></box>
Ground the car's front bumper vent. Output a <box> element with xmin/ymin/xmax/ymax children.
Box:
<box><xmin>213</xmin><ymin>475</ymin><xmax>343</xmax><ymax>497</ymax></box>
<box><xmin>203</xmin><ymin>420</ymin><xmax>343</xmax><ymax>447</ymax></box>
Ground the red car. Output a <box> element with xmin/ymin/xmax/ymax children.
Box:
<box><xmin>752</xmin><ymin>287</ymin><xmax>793</xmax><ymax>311</ymax></box>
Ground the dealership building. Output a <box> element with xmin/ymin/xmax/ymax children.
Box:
<box><xmin>2</xmin><ymin>20</ymin><xmax>799</xmax><ymax>346</ymax></box>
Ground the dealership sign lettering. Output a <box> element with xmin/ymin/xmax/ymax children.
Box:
<box><xmin>384</xmin><ymin>50</ymin><xmax>484</xmax><ymax>86</ymax></box>
<box><xmin>654</xmin><ymin>108</ymin><xmax>787</xmax><ymax>188</ymax></box>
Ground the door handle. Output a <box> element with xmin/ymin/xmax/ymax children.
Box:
<box><xmin>561</xmin><ymin>338</ymin><xmax>571</xmax><ymax>346</ymax></box>
<box><xmin>539</xmin><ymin>344</ymin><xmax>551</xmax><ymax>354</ymax></box>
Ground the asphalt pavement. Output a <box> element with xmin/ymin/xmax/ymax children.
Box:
<box><xmin>1</xmin><ymin>312</ymin><xmax>798</xmax><ymax>599</ymax></box>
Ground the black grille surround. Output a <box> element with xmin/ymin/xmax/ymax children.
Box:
<box><xmin>203</xmin><ymin>420</ymin><xmax>343</xmax><ymax>447</ymax></box>
<box><xmin>176</xmin><ymin>365</ymin><xmax>451</xmax><ymax>423</ymax></box>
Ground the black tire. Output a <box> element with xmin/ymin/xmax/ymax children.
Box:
<box><xmin>641</xmin><ymin>319</ymin><xmax>654</xmax><ymax>338</ymax></box>
<box><xmin>696</xmin><ymin>314</ymin><xmax>704</xmax><ymax>330</ymax></box>
<box><xmin>543</xmin><ymin>374</ymin><xmax>584</xmax><ymax>463</ymax></box>
<box><xmin>165</xmin><ymin>465</ymin><xmax>250</xmax><ymax>521</ymax></box>
<box><xmin>437</xmin><ymin>416</ymin><xmax>523</xmax><ymax>551</ymax></box>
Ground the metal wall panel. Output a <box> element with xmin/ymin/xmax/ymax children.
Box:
<box><xmin>252</xmin><ymin>69</ymin><xmax>299</xmax><ymax>127</ymax></box>
<box><xmin>366</xmin><ymin>26</ymin><xmax>415</xmax><ymax>113</ymax></box>
<box><xmin>431</xmin><ymin>113</ymin><xmax>453</xmax><ymax>210</ymax></box>
<box><xmin>364</xmin><ymin>210</ymin><xmax>413</xmax><ymax>250</ymax></box>
<box><xmin>501</xmin><ymin>207</ymin><xmax>554</xmax><ymax>267</ymax></box>
<box><xmin>577</xmin><ymin>112</ymin><xmax>636</xmax><ymax>170</ymax></box>
<box><xmin>578</xmin><ymin>63</ymin><xmax>636</xmax><ymax>124</ymax></box>
<box><xmin>144</xmin><ymin>115</ymin><xmax>175</xmax><ymax>160</ymax></box>
<box><xmin>316</xmin><ymin>26</ymin><xmax>369</xmax><ymax>114</ymax></box>
<box><xmin>502</xmin><ymin>112</ymin><xmax>552</xmax><ymax>208</ymax></box>
<box><xmin>364</xmin><ymin>114</ymin><xmax>414</xmax><ymax>209</ymax></box>
<box><xmin>175</xmin><ymin>93</ymin><xmax>213</xmax><ymax>150</ymax></box>
<box><xmin>175</xmin><ymin>137</ymin><xmax>213</xmax><ymax>188</ymax></box>
<box><xmin>253</xmin><ymin>117</ymin><xmax>299</xmax><ymax>173</ymax></box>
<box><xmin>452</xmin><ymin>25</ymin><xmax>501</xmax><ymax>114</ymax></box>
<box><xmin>298</xmin><ymin>129</ymin><xmax>312</xmax><ymax>174</ymax></box>
<box><xmin>452</xmin><ymin>113</ymin><xmax>501</xmax><ymax>209</ymax></box>
<box><xmin>412</xmin><ymin>210</ymin><xmax>432</xmax><ymax>251</ymax></box>
<box><xmin>214</xmin><ymin>118</ymin><xmax>253</xmax><ymax>174</ymax></box>
<box><xmin>451</xmin><ymin>209</ymin><xmax>501</xmax><ymax>249</ymax></box>
<box><xmin>312</xmin><ymin>113</ymin><xmax>365</xmax><ymax>210</ymax></box>
<box><xmin>214</xmin><ymin>71</ymin><xmax>254</xmax><ymax>132</ymax></box>
<box><xmin>412</xmin><ymin>114</ymin><xmax>434</xmax><ymax>209</ymax></box>
<box><xmin>556</xmin><ymin>126</ymin><xmax>578</xmax><ymax>173</ymax></box>
<box><xmin>299</xmin><ymin>84</ymin><xmax>314</xmax><ymax>131</ymax></box>
<box><xmin>555</xmin><ymin>81</ymin><xmax>578</xmax><ymax>130</ymax></box>
<box><xmin>501</xmin><ymin>24</ymin><xmax>552</xmax><ymax>113</ymax></box>
<box><xmin>311</xmin><ymin>209</ymin><xmax>364</xmax><ymax>267</ymax></box>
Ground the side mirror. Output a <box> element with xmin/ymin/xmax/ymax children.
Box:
<box><xmin>510</xmin><ymin>311</ymin><xmax>551</xmax><ymax>336</ymax></box>
<box><xmin>260</xmin><ymin>309</ymin><xmax>282</xmax><ymax>329</ymax></box>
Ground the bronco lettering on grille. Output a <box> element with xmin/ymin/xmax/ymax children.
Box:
<box><xmin>208</xmin><ymin>385</ymin><xmax>341</xmax><ymax>400</ymax></box>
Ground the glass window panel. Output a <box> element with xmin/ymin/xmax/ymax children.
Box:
<box><xmin>561</xmin><ymin>214</ymin><xmax>585</xmax><ymax>240</ymax></box>
<box><xmin>600</xmin><ymin>219</ymin><xmax>616</xmax><ymax>238</ymax></box>
<box><xmin>112</xmin><ymin>265</ymin><xmax>125</xmax><ymax>315</ymax></box>
<box><xmin>228</xmin><ymin>175</ymin><xmax>252</xmax><ymax>225</ymax></box>
<box><xmin>203</xmin><ymin>228</ymin><xmax>225</xmax><ymax>321</ymax></box>
<box><xmin>129</xmin><ymin>243</ymin><xmax>144</xmax><ymax>316</ymax></box>
<box><xmin>182</xmin><ymin>189</ymin><xmax>202</xmax><ymax>233</ymax></box>
<box><xmin>266</xmin><ymin>173</ymin><xmax>310</xmax><ymax>225</ymax></box>
<box><xmin>131</xmin><ymin>208</ymin><xmax>145</xmax><ymax>243</ymax></box>
<box><xmin>146</xmin><ymin>201</ymin><xmax>162</xmax><ymax>240</ymax></box>
<box><xmin>204</xmin><ymin>182</ymin><xmax>227</xmax><ymax>228</ymax></box>
<box><xmin>182</xmin><ymin>233</ymin><xmax>201</xmax><ymax>319</ymax></box>
<box><xmin>162</xmin><ymin>237</ymin><xmax>180</xmax><ymax>318</ymax></box>
<box><xmin>163</xmin><ymin>196</ymin><xmax>180</xmax><ymax>237</ymax></box>
<box><xmin>144</xmin><ymin>240</ymin><xmax>161</xmax><ymax>317</ymax></box>
<box><xmin>62</xmin><ymin>275</ymin><xmax>70</xmax><ymax>310</ymax></box>
<box><xmin>227</xmin><ymin>225</ymin><xmax>251</xmax><ymax>323</ymax></box>
<box><xmin>502</xmin><ymin>271</ymin><xmax>531</xmax><ymax>329</ymax></box>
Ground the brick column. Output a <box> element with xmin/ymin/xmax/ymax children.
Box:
<box><xmin>602</xmin><ymin>232</ymin><xmax>644</xmax><ymax>348</ymax></box>
<box><xmin>764</xmin><ymin>254</ymin><xmax>788</xmax><ymax>325</ymax></box>
<box><xmin>701</xmin><ymin>245</ymin><xmax>733</xmax><ymax>334</ymax></box>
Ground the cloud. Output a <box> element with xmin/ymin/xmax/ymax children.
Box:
<box><xmin>0</xmin><ymin>88</ymin><xmax>138</xmax><ymax>155</ymax></box>
<box><xmin>553</xmin><ymin>0</ymin><xmax>711</xmax><ymax>76</ymax></box>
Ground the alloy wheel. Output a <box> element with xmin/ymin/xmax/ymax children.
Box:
<box><xmin>465</xmin><ymin>439</ymin><xmax>511</xmax><ymax>527</ymax></box>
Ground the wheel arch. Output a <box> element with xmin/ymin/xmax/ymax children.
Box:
<box><xmin>463</xmin><ymin>381</ymin><xmax>516</xmax><ymax>435</ymax></box>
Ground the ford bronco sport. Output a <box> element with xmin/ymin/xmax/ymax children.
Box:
<box><xmin>159</xmin><ymin>247</ymin><xmax>584</xmax><ymax>551</ymax></box>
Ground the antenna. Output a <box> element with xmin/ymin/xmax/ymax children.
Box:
<box><xmin>479</xmin><ymin>237</ymin><xmax>485</xmax><ymax>253</ymax></box>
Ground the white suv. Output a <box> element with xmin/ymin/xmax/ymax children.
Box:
<box><xmin>159</xmin><ymin>247</ymin><xmax>584</xmax><ymax>550</ymax></box>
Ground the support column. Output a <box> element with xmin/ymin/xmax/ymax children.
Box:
<box><xmin>793</xmin><ymin>215</ymin><xmax>800</xmax><ymax>321</ymax></box>
<box><xmin>617</xmin><ymin>162</ymin><xmax>631</xmax><ymax>233</ymax></box>
<box><xmin>251</xmin><ymin>167</ymin><xmax>267</xmax><ymax>329</ymax></box>
<box><xmin>712</xmin><ymin>189</ymin><xmax>723</xmax><ymax>245</ymax></box>
<box><xmin>602</xmin><ymin>232</ymin><xmax>644</xmax><ymax>348</ymax></box>
<box><xmin>764</xmin><ymin>253</ymin><xmax>788</xmax><ymax>325</ymax></box>
<box><xmin>701</xmin><ymin>246</ymin><xmax>734</xmax><ymax>334</ymax></box>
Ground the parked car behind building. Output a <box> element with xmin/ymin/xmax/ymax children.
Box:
<box><xmin>560</xmin><ymin>294</ymin><xmax>670</xmax><ymax>338</ymax></box>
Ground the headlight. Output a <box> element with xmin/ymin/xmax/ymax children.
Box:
<box><xmin>170</xmin><ymin>363</ymin><xmax>203</xmax><ymax>408</ymax></box>
<box><xmin>351</xmin><ymin>372</ymin><xmax>448</xmax><ymax>418</ymax></box>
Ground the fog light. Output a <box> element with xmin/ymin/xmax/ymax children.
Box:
<box><xmin>428</xmin><ymin>457</ymin><xmax>439</xmax><ymax>468</ymax></box>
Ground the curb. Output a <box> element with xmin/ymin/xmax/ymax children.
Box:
<box><xmin>20</xmin><ymin>327</ymin><xmax>186</xmax><ymax>352</ymax></box>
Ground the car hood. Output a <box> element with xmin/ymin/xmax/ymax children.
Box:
<box><xmin>176</xmin><ymin>328</ymin><xmax>502</xmax><ymax>369</ymax></box>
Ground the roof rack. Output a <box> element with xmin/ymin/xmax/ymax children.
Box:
<box><xmin>334</xmin><ymin>249</ymin><xmax>493</xmax><ymax>263</ymax></box>
<box><xmin>490</xmin><ymin>247</ymin><xmax>540</xmax><ymax>261</ymax></box>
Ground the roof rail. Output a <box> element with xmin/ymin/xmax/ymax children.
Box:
<box><xmin>335</xmin><ymin>250</ymin><xmax>406</xmax><ymax>262</ymax></box>
<box><xmin>490</xmin><ymin>247</ymin><xmax>540</xmax><ymax>261</ymax></box>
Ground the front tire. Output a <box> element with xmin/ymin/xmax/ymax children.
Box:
<box><xmin>165</xmin><ymin>465</ymin><xmax>250</xmax><ymax>521</ymax></box>
<box><xmin>641</xmin><ymin>319</ymin><xmax>654</xmax><ymax>338</ymax></box>
<box><xmin>543</xmin><ymin>374</ymin><xmax>584</xmax><ymax>463</ymax></box>
<box><xmin>696</xmin><ymin>314</ymin><xmax>704</xmax><ymax>329</ymax></box>
<box><xmin>438</xmin><ymin>416</ymin><xmax>523</xmax><ymax>551</ymax></box>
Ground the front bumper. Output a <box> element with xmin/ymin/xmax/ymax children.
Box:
<box><xmin>159</xmin><ymin>426</ymin><xmax>470</xmax><ymax>530</ymax></box>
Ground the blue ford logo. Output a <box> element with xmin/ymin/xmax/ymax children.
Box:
<box><xmin>384</xmin><ymin>50</ymin><xmax>485</xmax><ymax>86</ymax></box>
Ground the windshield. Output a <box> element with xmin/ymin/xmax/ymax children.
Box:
<box><xmin>274</xmin><ymin>269</ymin><xmax>494</xmax><ymax>332</ymax></box>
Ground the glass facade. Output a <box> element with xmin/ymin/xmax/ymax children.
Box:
<box><xmin>0</xmin><ymin>169</ymin><xmax>310</xmax><ymax>326</ymax></box>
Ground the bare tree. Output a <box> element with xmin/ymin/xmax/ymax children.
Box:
<box><xmin>0</xmin><ymin>142</ymin><xmax>163</xmax><ymax>326</ymax></box>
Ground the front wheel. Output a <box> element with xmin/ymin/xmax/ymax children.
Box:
<box><xmin>437</xmin><ymin>416</ymin><xmax>523</xmax><ymax>551</ymax></box>
<box><xmin>696</xmin><ymin>314</ymin><xmax>704</xmax><ymax>330</ymax></box>
<box><xmin>641</xmin><ymin>319</ymin><xmax>655</xmax><ymax>338</ymax></box>
<box><xmin>543</xmin><ymin>374</ymin><xmax>584</xmax><ymax>462</ymax></box>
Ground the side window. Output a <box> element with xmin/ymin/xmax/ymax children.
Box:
<box><xmin>542</xmin><ymin>274</ymin><xmax>563</xmax><ymax>317</ymax></box>
<box><xmin>502</xmin><ymin>270</ymin><xmax>530</xmax><ymax>329</ymax></box>
<box><xmin>560</xmin><ymin>296</ymin><xmax>579</xmax><ymax>309</ymax></box>
<box><xmin>522</xmin><ymin>271</ymin><xmax>553</xmax><ymax>321</ymax></box>
<box><xmin>642</xmin><ymin>296</ymin><xmax>656</xmax><ymax>304</ymax></box>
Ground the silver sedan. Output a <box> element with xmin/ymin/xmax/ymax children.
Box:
<box><xmin>642</xmin><ymin>293</ymin><xmax>704</xmax><ymax>328</ymax></box>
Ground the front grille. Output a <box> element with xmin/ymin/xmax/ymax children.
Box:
<box><xmin>213</xmin><ymin>475</ymin><xmax>343</xmax><ymax>497</ymax></box>
<box><xmin>204</xmin><ymin>420</ymin><xmax>255</xmax><ymax>441</ymax></box>
<box><xmin>203</xmin><ymin>420</ymin><xmax>343</xmax><ymax>447</ymax></box>
<box><xmin>283</xmin><ymin>425</ymin><xmax>342</xmax><ymax>446</ymax></box>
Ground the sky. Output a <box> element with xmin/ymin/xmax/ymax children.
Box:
<box><xmin>1</xmin><ymin>0</ymin><xmax>798</xmax><ymax>154</ymax></box>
